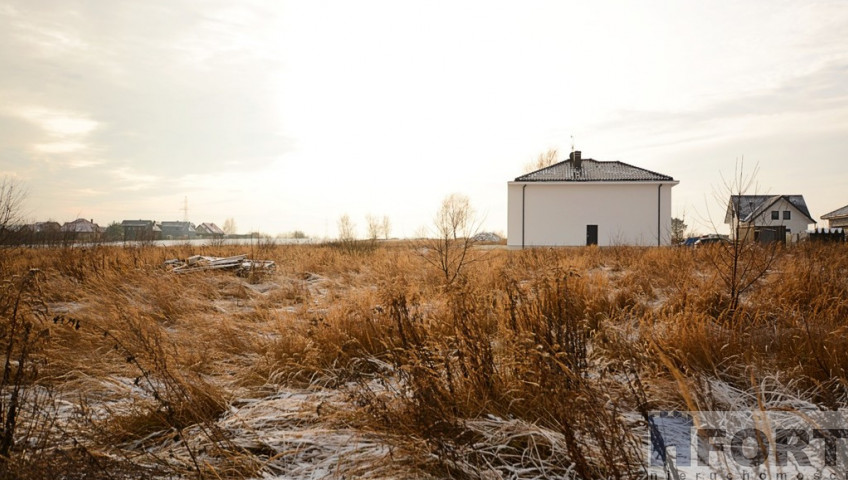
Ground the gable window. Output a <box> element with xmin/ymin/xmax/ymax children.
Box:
<box><xmin>783</xmin><ymin>211</ymin><xmax>791</xmax><ymax>220</ymax></box>
<box><xmin>771</xmin><ymin>211</ymin><xmax>779</xmax><ymax>220</ymax></box>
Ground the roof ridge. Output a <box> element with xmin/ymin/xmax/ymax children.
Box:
<box><xmin>609</xmin><ymin>160</ymin><xmax>675</xmax><ymax>180</ymax></box>
<box><xmin>515</xmin><ymin>157</ymin><xmax>675</xmax><ymax>182</ymax></box>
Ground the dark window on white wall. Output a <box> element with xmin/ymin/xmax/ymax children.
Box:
<box><xmin>783</xmin><ymin>211</ymin><xmax>791</xmax><ymax>220</ymax></box>
<box><xmin>771</xmin><ymin>211</ymin><xmax>779</xmax><ymax>220</ymax></box>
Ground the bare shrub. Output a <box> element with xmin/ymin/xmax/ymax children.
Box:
<box><xmin>419</xmin><ymin>193</ymin><xmax>483</xmax><ymax>285</ymax></box>
<box><xmin>0</xmin><ymin>177</ymin><xmax>26</xmax><ymax>242</ymax></box>
<box><xmin>703</xmin><ymin>161</ymin><xmax>783</xmax><ymax>318</ymax></box>
<box><xmin>354</xmin><ymin>253</ymin><xmax>643</xmax><ymax>478</ymax></box>
<box><xmin>0</xmin><ymin>270</ymin><xmax>50</xmax><ymax>461</ymax></box>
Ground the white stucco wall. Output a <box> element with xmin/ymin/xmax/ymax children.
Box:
<box><xmin>507</xmin><ymin>181</ymin><xmax>677</xmax><ymax>247</ymax></box>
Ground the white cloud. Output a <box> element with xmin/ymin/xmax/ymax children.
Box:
<box><xmin>33</xmin><ymin>141</ymin><xmax>88</xmax><ymax>154</ymax></box>
<box><xmin>12</xmin><ymin>107</ymin><xmax>101</xmax><ymax>160</ymax></box>
<box><xmin>111</xmin><ymin>167</ymin><xmax>162</xmax><ymax>191</ymax></box>
<box><xmin>68</xmin><ymin>159</ymin><xmax>106</xmax><ymax>168</ymax></box>
<box><xmin>73</xmin><ymin>188</ymin><xmax>104</xmax><ymax>197</ymax></box>
<box><xmin>17</xmin><ymin>107</ymin><xmax>99</xmax><ymax>137</ymax></box>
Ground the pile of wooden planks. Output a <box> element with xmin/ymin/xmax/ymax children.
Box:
<box><xmin>164</xmin><ymin>254</ymin><xmax>276</xmax><ymax>274</ymax></box>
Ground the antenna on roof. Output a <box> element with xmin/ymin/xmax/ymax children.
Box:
<box><xmin>571</xmin><ymin>135</ymin><xmax>575</xmax><ymax>153</ymax></box>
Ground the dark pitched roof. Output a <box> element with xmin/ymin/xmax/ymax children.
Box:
<box><xmin>515</xmin><ymin>158</ymin><xmax>675</xmax><ymax>182</ymax></box>
<box><xmin>121</xmin><ymin>220</ymin><xmax>155</xmax><ymax>228</ymax></box>
<box><xmin>725</xmin><ymin>195</ymin><xmax>814</xmax><ymax>223</ymax></box>
<box><xmin>160</xmin><ymin>221</ymin><xmax>195</xmax><ymax>229</ymax></box>
<box><xmin>822</xmin><ymin>204</ymin><xmax>848</xmax><ymax>220</ymax></box>
<box><xmin>197</xmin><ymin>222</ymin><xmax>225</xmax><ymax>235</ymax></box>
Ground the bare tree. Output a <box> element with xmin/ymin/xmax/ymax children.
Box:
<box><xmin>338</xmin><ymin>214</ymin><xmax>356</xmax><ymax>240</ymax></box>
<box><xmin>522</xmin><ymin>148</ymin><xmax>559</xmax><ymax>174</ymax></box>
<box><xmin>703</xmin><ymin>160</ymin><xmax>781</xmax><ymax>317</ymax></box>
<box><xmin>222</xmin><ymin>217</ymin><xmax>237</xmax><ymax>235</ymax></box>
<box><xmin>420</xmin><ymin>193</ymin><xmax>483</xmax><ymax>284</ymax></box>
<box><xmin>0</xmin><ymin>177</ymin><xmax>27</xmax><ymax>245</ymax></box>
<box><xmin>671</xmin><ymin>217</ymin><xmax>687</xmax><ymax>245</ymax></box>
<box><xmin>365</xmin><ymin>214</ymin><xmax>380</xmax><ymax>241</ymax></box>
<box><xmin>381</xmin><ymin>215</ymin><xmax>391</xmax><ymax>240</ymax></box>
<box><xmin>337</xmin><ymin>214</ymin><xmax>359</xmax><ymax>253</ymax></box>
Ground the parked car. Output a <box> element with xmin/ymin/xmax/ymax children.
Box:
<box><xmin>694</xmin><ymin>234</ymin><xmax>729</xmax><ymax>248</ymax></box>
<box><xmin>681</xmin><ymin>237</ymin><xmax>699</xmax><ymax>247</ymax></box>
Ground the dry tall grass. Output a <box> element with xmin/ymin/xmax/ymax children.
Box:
<box><xmin>0</xmin><ymin>241</ymin><xmax>846</xmax><ymax>478</ymax></box>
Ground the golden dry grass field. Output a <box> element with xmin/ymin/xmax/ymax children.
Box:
<box><xmin>1</xmin><ymin>241</ymin><xmax>847</xmax><ymax>479</ymax></box>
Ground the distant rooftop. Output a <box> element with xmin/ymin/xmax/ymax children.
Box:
<box><xmin>121</xmin><ymin>219</ymin><xmax>155</xmax><ymax>227</ymax></box>
<box><xmin>197</xmin><ymin>222</ymin><xmax>225</xmax><ymax>235</ymax></box>
<box><xmin>160</xmin><ymin>221</ymin><xmax>194</xmax><ymax>228</ymax></box>
<box><xmin>822</xmin><ymin>204</ymin><xmax>848</xmax><ymax>220</ymax></box>
<box><xmin>515</xmin><ymin>151</ymin><xmax>675</xmax><ymax>182</ymax></box>
<box><xmin>62</xmin><ymin>218</ymin><xmax>99</xmax><ymax>233</ymax></box>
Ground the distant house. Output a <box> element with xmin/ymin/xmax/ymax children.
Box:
<box><xmin>31</xmin><ymin>221</ymin><xmax>62</xmax><ymax>233</ymax></box>
<box><xmin>195</xmin><ymin>222</ymin><xmax>225</xmax><ymax>238</ymax></box>
<box><xmin>121</xmin><ymin>220</ymin><xmax>161</xmax><ymax>242</ymax></box>
<box><xmin>725</xmin><ymin>195</ymin><xmax>815</xmax><ymax>243</ymax></box>
<box><xmin>159</xmin><ymin>221</ymin><xmax>196</xmax><ymax>240</ymax></box>
<box><xmin>61</xmin><ymin>218</ymin><xmax>103</xmax><ymax>242</ymax></box>
<box><xmin>31</xmin><ymin>221</ymin><xmax>62</xmax><ymax>244</ymax></box>
<box><xmin>821</xmin><ymin>204</ymin><xmax>848</xmax><ymax>229</ymax></box>
<box><xmin>3</xmin><ymin>221</ymin><xmax>62</xmax><ymax>245</ymax></box>
<box><xmin>507</xmin><ymin>151</ymin><xmax>679</xmax><ymax>246</ymax></box>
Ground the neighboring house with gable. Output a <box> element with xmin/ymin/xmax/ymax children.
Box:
<box><xmin>196</xmin><ymin>222</ymin><xmax>225</xmax><ymax>238</ymax></box>
<box><xmin>507</xmin><ymin>151</ymin><xmax>679</xmax><ymax>247</ymax></box>
<box><xmin>121</xmin><ymin>220</ymin><xmax>161</xmax><ymax>242</ymax></box>
<box><xmin>159</xmin><ymin>221</ymin><xmax>196</xmax><ymax>240</ymax></box>
<box><xmin>724</xmin><ymin>195</ymin><xmax>815</xmax><ymax>243</ymax></box>
<box><xmin>31</xmin><ymin>221</ymin><xmax>62</xmax><ymax>234</ymax></box>
<box><xmin>61</xmin><ymin>218</ymin><xmax>103</xmax><ymax>242</ymax></box>
<box><xmin>7</xmin><ymin>221</ymin><xmax>62</xmax><ymax>245</ymax></box>
<box><xmin>821</xmin><ymin>204</ymin><xmax>848</xmax><ymax>229</ymax></box>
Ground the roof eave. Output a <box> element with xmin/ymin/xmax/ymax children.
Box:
<box><xmin>509</xmin><ymin>179</ymin><xmax>679</xmax><ymax>185</ymax></box>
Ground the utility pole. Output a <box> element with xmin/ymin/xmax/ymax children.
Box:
<box><xmin>181</xmin><ymin>196</ymin><xmax>188</xmax><ymax>222</ymax></box>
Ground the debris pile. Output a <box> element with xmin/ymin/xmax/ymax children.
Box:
<box><xmin>472</xmin><ymin>232</ymin><xmax>502</xmax><ymax>243</ymax></box>
<box><xmin>164</xmin><ymin>254</ymin><xmax>275</xmax><ymax>275</ymax></box>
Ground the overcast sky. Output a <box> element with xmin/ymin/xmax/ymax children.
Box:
<box><xmin>2</xmin><ymin>1</ymin><xmax>847</xmax><ymax>237</ymax></box>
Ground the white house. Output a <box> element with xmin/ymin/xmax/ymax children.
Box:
<box><xmin>507</xmin><ymin>151</ymin><xmax>679</xmax><ymax>247</ymax></box>
<box><xmin>821</xmin><ymin>204</ymin><xmax>848</xmax><ymax>229</ymax></box>
<box><xmin>724</xmin><ymin>195</ymin><xmax>815</xmax><ymax>243</ymax></box>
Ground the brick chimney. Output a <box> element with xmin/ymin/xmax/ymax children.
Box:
<box><xmin>569</xmin><ymin>150</ymin><xmax>582</xmax><ymax>169</ymax></box>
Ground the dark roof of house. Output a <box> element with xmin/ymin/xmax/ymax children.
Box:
<box><xmin>160</xmin><ymin>221</ymin><xmax>195</xmax><ymax>229</ymax></box>
<box><xmin>197</xmin><ymin>222</ymin><xmax>225</xmax><ymax>235</ymax></box>
<box><xmin>725</xmin><ymin>195</ymin><xmax>814</xmax><ymax>223</ymax></box>
<box><xmin>515</xmin><ymin>158</ymin><xmax>675</xmax><ymax>182</ymax></box>
<box><xmin>822</xmin><ymin>204</ymin><xmax>848</xmax><ymax>220</ymax></box>
<box><xmin>121</xmin><ymin>220</ymin><xmax>155</xmax><ymax>228</ymax></box>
